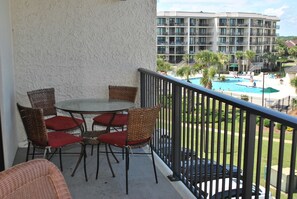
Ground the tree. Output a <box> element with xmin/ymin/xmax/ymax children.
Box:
<box><xmin>235</xmin><ymin>51</ymin><xmax>244</xmax><ymax>72</ymax></box>
<box><xmin>194</xmin><ymin>50</ymin><xmax>218</xmax><ymax>68</ymax></box>
<box><xmin>290</xmin><ymin>77</ymin><xmax>297</xmax><ymax>93</ymax></box>
<box><xmin>183</xmin><ymin>54</ymin><xmax>190</xmax><ymax>65</ymax></box>
<box><xmin>244</xmin><ymin>50</ymin><xmax>256</xmax><ymax>71</ymax></box>
<box><xmin>176</xmin><ymin>54</ymin><xmax>200</xmax><ymax>82</ymax></box>
<box><xmin>157</xmin><ymin>55</ymin><xmax>172</xmax><ymax>74</ymax></box>
<box><xmin>200</xmin><ymin>66</ymin><xmax>216</xmax><ymax>89</ymax></box>
<box><xmin>288</xmin><ymin>46</ymin><xmax>297</xmax><ymax>58</ymax></box>
<box><xmin>261</xmin><ymin>52</ymin><xmax>277</xmax><ymax>70</ymax></box>
<box><xmin>216</xmin><ymin>52</ymin><xmax>230</xmax><ymax>76</ymax></box>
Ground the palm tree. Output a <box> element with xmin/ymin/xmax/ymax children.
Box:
<box><xmin>194</xmin><ymin>50</ymin><xmax>218</xmax><ymax>68</ymax></box>
<box><xmin>176</xmin><ymin>54</ymin><xmax>200</xmax><ymax>82</ymax></box>
<box><xmin>216</xmin><ymin>52</ymin><xmax>230</xmax><ymax>77</ymax></box>
<box><xmin>261</xmin><ymin>52</ymin><xmax>277</xmax><ymax>70</ymax></box>
<box><xmin>157</xmin><ymin>55</ymin><xmax>172</xmax><ymax>74</ymax></box>
<box><xmin>200</xmin><ymin>66</ymin><xmax>217</xmax><ymax>89</ymax></box>
<box><xmin>183</xmin><ymin>54</ymin><xmax>190</xmax><ymax>65</ymax></box>
<box><xmin>244</xmin><ymin>50</ymin><xmax>256</xmax><ymax>71</ymax></box>
<box><xmin>235</xmin><ymin>51</ymin><xmax>244</xmax><ymax>72</ymax></box>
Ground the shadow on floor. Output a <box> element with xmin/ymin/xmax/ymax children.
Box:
<box><xmin>14</xmin><ymin>144</ymin><xmax>187</xmax><ymax>199</ymax></box>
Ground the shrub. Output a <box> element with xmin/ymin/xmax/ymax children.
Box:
<box><xmin>263</xmin><ymin>119</ymin><xmax>270</xmax><ymax>127</ymax></box>
<box><xmin>218</xmin><ymin>75</ymin><xmax>226</xmax><ymax>81</ymax></box>
<box><xmin>276</xmin><ymin>123</ymin><xmax>281</xmax><ymax>130</ymax></box>
<box><xmin>240</xmin><ymin>95</ymin><xmax>249</xmax><ymax>101</ymax></box>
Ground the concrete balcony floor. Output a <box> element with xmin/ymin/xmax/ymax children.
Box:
<box><xmin>13</xmin><ymin>144</ymin><xmax>195</xmax><ymax>199</ymax></box>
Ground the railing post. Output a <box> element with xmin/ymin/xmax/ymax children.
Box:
<box><xmin>242</xmin><ymin>112</ymin><xmax>256</xmax><ymax>198</ymax></box>
<box><xmin>140</xmin><ymin>72</ymin><xmax>145</xmax><ymax>107</ymax></box>
<box><xmin>168</xmin><ymin>84</ymin><xmax>182</xmax><ymax>181</ymax></box>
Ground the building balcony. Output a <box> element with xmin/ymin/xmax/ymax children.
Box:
<box><xmin>157</xmin><ymin>23</ymin><xmax>168</xmax><ymax>26</ymax></box>
<box><xmin>157</xmin><ymin>50</ymin><xmax>166</xmax><ymax>54</ymax></box>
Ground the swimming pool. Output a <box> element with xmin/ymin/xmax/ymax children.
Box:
<box><xmin>189</xmin><ymin>77</ymin><xmax>273</xmax><ymax>94</ymax></box>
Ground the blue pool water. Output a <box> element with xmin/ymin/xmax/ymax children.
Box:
<box><xmin>190</xmin><ymin>77</ymin><xmax>266</xmax><ymax>94</ymax></box>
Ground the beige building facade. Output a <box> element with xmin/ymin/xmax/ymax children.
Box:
<box><xmin>157</xmin><ymin>11</ymin><xmax>279</xmax><ymax>64</ymax></box>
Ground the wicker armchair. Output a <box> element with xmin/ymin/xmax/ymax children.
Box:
<box><xmin>27</xmin><ymin>88</ymin><xmax>84</xmax><ymax>132</ymax></box>
<box><xmin>17</xmin><ymin>103</ymin><xmax>82</xmax><ymax>170</ymax></box>
<box><xmin>0</xmin><ymin>159</ymin><xmax>72</xmax><ymax>199</ymax></box>
<box><xmin>91</xmin><ymin>85</ymin><xmax>137</xmax><ymax>131</ymax></box>
<box><xmin>97</xmin><ymin>105</ymin><xmax>161</xmax><ymax>194</ymax></box>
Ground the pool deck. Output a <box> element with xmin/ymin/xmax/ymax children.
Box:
<box><xmin>170</xmin><ymin>72</ymin><xmax>296</xmax><ymax>107</ymax></box>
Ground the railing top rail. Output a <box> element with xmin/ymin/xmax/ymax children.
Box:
<box><xmin>138</xmin><ymin>68</ymin><xmax>297</xmax><ymax>127</ymax></box>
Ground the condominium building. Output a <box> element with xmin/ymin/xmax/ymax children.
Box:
<box><xmin>157</xmin><ymin>11</ymin><xmax>279</xmax><ymax>64</ymax></box>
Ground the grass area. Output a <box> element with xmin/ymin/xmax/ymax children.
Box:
<box><xmin>157</xmin><ymin>103</ymin><xmax>296</xmax><ymax>198</ymax></box>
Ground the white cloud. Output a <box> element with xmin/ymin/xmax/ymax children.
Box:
<box><xmin>263</xmin><ymin>5</ymin><xmax>288</xmax><ymax>17</ymax></box>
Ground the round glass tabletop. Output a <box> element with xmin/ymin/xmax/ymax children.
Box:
<box><xmin>55</xmin><ymin>98</ymin><xmax>135</xmax><ymax>114</ymax></box>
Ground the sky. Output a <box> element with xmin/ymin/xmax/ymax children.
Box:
<box><xmin>157</xmin><ymin>0</ymin><xmax>297</xmax><ymax>36</ymax></box>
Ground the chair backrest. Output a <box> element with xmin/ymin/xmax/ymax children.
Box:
<box><xmin>27</xmin><ymin>88</ymin><xmax>57</xmax><ymax>116</ymax></box>
<box><xmin>109</xmin><ymin>85</ymin><xmax>138</xmax><ymax>102</ymax></box>
<box><xmin>17</xmin><ymin>103</ymin><xmax>48</xmax><ymax>146</ymax></box>
<box><xmin>126</xmin><ymin>105</ymin><xmax>161</xmax><ymax>142</ymax></box>
<box><xmin>0</xmin><ymin>159</ymin><xmax>72</xmax><ymax>199</ymax></box>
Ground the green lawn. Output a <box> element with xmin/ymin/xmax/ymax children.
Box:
<box><xmin>158</xmin><ymin>105</ymin><xmax>296</xmax><ymax>198</ymax></box>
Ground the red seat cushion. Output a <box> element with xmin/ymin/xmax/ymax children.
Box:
<box><xmin>45</xmin><ymin>116</ymin><xmax>84</xmax><ymax>131</ymax></box>
<box><xmin>47</xmin><ymin>132</ymin><xmax>82</xmax><ymax>148</ymax></box>
<box><xmin>93</xmin><ymin>113</ymin><xmax>128</xmax><ymax>127</ymax></box>
<box><xmin>98</xmin><ymin>131</ymin><xmax>150</xmax><ymax>148</ymax></box>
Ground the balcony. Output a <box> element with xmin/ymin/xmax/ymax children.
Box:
<box><xmin>6</xmin><ymin>61</ymin><xmax>297</xmax><ymax>198</ymax></box>
<box><xmin>2</xmin><ymin>1</ymin><xmax>296</xmax><ymax>198</ymax></box>
<box><xmin>13</xmin><ymin>145</ymin><xmax>193</xmax><ymax>198</ymax></box>
<box><xmin>138</xmin><ymin>68</ymin><xmax>297</xmax><ymax>199</ymax></box>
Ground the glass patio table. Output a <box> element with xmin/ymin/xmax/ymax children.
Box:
<box><xmin>55</xmin><ymin>98</ymin><xmax>135</xmax><ymax>181</ymax></box>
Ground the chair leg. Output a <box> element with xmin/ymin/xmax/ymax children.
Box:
<box><xmin>32</xmin><ymin>146</ymin><xmax>36</xmax><ymax>159</ymax></box>
<box><xmin>71</xmin><ymin>144</ymin><xmax>85</xmax><ymax>178</ymax></box>
<box><xmin>59</xmin><ymin>148</ymin><xmax>63</xmax><ymax>171</ymax></box>
<box><xmin>48</xmin><ymin>148</ymin><xmax>58</xmax><ymax>160</ymax></box>
<box><xmin>122</xmin><ymin>126</ymin><xmax>124</xmax><ymax>160</ymax></box>
<box><xmin>125</xmin><ymin>147</ymin><xmax>130</xmax><ymax>194</ymax></box>
<box><xmin>105</xmin><ymin>144</ymin><xmax>115</xmax><ymax>177</ymax></box>
<box><xmin>26</xmin><ymin>142</ymin><xmax>31</xmax><ymax>161</ymax></box>
<box><xmin>96</xmin><ymin>144</ymin><xmax>100</xmax><ymax>179</ymax></box>
<box><xmin>150</xmin><ymin>144</ymin><xmax>158</xmax><ymax>184</ymax></box>
<box><xmin>83</xmin><ymin>145</ymin><xmax>88</xmax><ymax>182</ymax></box>
<box><xmin>108</xmin><ymin>144</ymin><xmax>119</xmax><ymax>163</ymax></box>
<box><xmin>91</xmin><ymin>123</ymin><xmax>95</xmax><ymax>155</ymax></box>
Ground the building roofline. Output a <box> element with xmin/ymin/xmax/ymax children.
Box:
<box><xmin>157</xmin><ymin>11</ymin><xmax>279</xmax><ymax>21</ymax></box>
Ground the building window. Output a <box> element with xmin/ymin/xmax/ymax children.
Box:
<box><xmin>219</xmin><ymin>18</ymin><xmax>227</xmax><ymax>26</ymax></box>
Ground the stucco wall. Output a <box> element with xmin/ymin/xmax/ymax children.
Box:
<box><xmin>11</xmin><ymin>0</ymin><xmax>157</xmax><ymax>144</ymax></box>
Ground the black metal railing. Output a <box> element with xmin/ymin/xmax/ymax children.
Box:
<box><xmin>139</xmin><ymin>68</ymin><xmax>297</xmax><ymax>199</ymax></box>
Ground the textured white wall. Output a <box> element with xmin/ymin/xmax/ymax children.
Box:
<box><xmin>11</xmin><ymin>0</ymin><xmax>156</xmax><ymax>144</ymax></box>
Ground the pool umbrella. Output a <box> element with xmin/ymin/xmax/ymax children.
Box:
<box><xmin>263</xmin><ymin>87</ymin><xmax>279</xmax><ymax>93</ymax></box>
<box><xmin>263</xmin><ymin>87</ymin><xmax>279</xmax><ymax>104</ymax></box>
<box><xmin>229</xmin><ymin>63</ymin><xmax>238</xmax><ymax>71</ymax></box>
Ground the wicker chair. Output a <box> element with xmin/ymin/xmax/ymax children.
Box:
<box><xmin>17</xmin><ymin>103</ymin><xmax>82</xmax><ymax>170</ymax></box>
<box><xmin>97</xmin><ymin>105</ymin><xmax>161</xmax><ymax>194</ymax></box>
<box><xmin>0</xmin><ymin>159</ymin><xmax>72</xmax><ymax>199</ymax></box>
<box><xmin>91</xmin><ymin>85</ymin><xmax>138</xmax><ymax>131</ymax></box>
<box><xmin>27</xmin><ymin>88</ymin><xmax>84</xmax><ymax>132</ymax></box>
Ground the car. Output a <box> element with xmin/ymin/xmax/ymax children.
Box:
<box><xmin>196</xmin><ymin>178</ymin><xmax>271</xmax><ymax>199</ymax></box>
